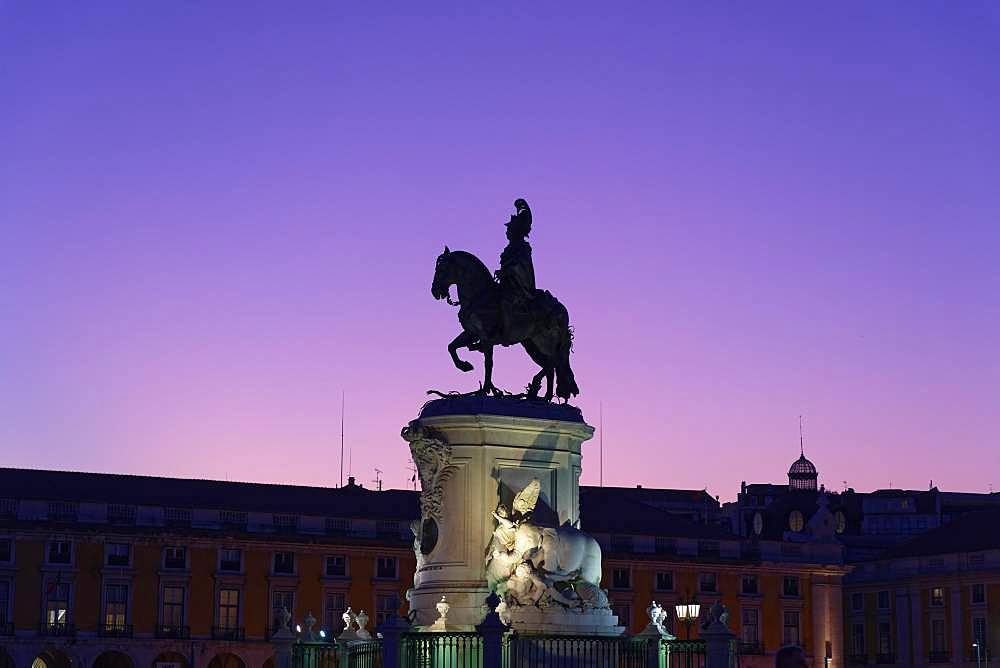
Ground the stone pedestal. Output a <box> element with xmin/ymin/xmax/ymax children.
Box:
<box><xmin>403</xmin><ymin>397</ymin><xmax>595</xmax><ymax>630</ymax></box>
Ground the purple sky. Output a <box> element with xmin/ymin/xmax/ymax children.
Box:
<box><xmin>2</xmin><ymin>2</ymin><xmax>998</xmax><ymax>500</ymax></box>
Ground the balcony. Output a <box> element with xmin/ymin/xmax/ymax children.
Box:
<box><xmin>212</xmin><ymin>626</ymin><xmax>246</xmax><ymax>641</ymax></box>
<box><xmin>928</xmin><ymin>651</ymin><xmax>950</xmax><ymax>664</ymax></box>
<box><xmin>39</xmin><ymin>621</ymin><xmax>76</xmax><ymax>637</ymax></box>
<box><xmin>875</xmin><ymin>653</ymin><xmax>895</xmax><ymax>665</ymax></box>
<box><xmin>0</xmin><ymin>621</ymin><xmax>13</xmax><ymax>636</ymax></box>
<box><xmin>156</xmin><ymin>624</ymin><xmax>191</xmax><ymax>639</ymax></box>
<box><xmin>847</xmin><ymin>655</ymin><xmax>869</xmax><ymax>665</ymax></box>
<box><xmin>98</xmin><ymin>622</ymin><xmax>133</xmax><ymax>638</ymax></box>
<box><xmin>738</xmin><ymin>642</ymin><xmax>765</xmax><ymax>655</ymax></box>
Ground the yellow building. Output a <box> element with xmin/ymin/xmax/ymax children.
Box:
<box><xmin>843</xmin><ymin>508</ymin><xmax>1000</xmax><ymax>666</ymax></box>
<box><xmin>0</xmin><ymin>470</ymin><xmax>416</xmax><ymax>668</ymax></box>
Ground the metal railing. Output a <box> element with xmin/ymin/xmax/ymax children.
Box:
<box><xmin>294</xmin><ymin>643</ymin><xmax>340</xmax><ymax>668</ymax></box>
<box><xmin>39</xmin><ymin>621</ymin><xmax>76</xmax><ymax>637</ymax></box>
<box><xmin>156</xmin><ymin>624</ymin><xmax>191</xmax><ymax>639</ymax></box>
<box><xmin>662</xmin><ymin>639</ymin><xmax>707</xmax><ymax>668</ymax></box>
<box><xmin>350</xmin><ymin>640</ymin><xmax>383</xmax><ymax>668</ymax></box>
<box><xmin>98</xmin><ymin>622</ymin><xmax>133</xmax><ymax>638</ymax></box>
<box><xmin>212</xmin><ymin>626</ymin><xmax>246</xmax><ymax>641</ymax></box>
<box><xmin>403</xmin><ymin>632</ymin><xmax>483</xmax><ymax>668</ymax></box>
<box><xmin>505</xmin><ymin>634</ymin><xmax>649</xmax><ymax>668</ymax></box>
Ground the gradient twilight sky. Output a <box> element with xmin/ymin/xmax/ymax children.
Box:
<box><xmin>2</xmin><ymin>2</ymin><xmax>998</xmax><ymax>501</ymax></box>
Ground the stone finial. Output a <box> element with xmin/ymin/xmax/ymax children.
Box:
<box><xmin>303</xmin><ymin>611</ymin><xmax>317</xmax><ymax>641</ymax></box>
<box><xmin>637</xmin><ymin>601</ymin><xmax>676</xmax><ymax>639</ymax></box>
<box><xmin>355</xmin><ymin>610</ymin><xmax>371</xmax><ymax>640</ymax></box>
<box><xmin>429</xmin><ymin>596</ymin><xmax>450</xmax><ymax>631</ymax></box>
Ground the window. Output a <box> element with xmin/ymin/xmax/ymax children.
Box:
<box><xmin>164</xmin><ymin>547</ymin><xmax>186</xmax><ymax>570</ymax></box>
<box><xmin>782</xmin><ymin>611</ymin><xmax>800</xmax><ymax>646</ymax></box>
<box><xmin>931</xmin><ymin>619</ymin><xmax>946</xmax><ymax>652</ymax></box>
<box><xmin>104</xmin><ymin>583</ymin><xmax>128</xmax><ymax>630</ymax></box>
<box><xmin>852</xmin><ymin>623</ymin><xmax>865</xmax><ymax>656</ymax></box>
<box><xmin>272</xmin><ymin>590</ymin><xmax>294</xmax><ymax>633</ymax></box>
<box><xmin>46</xmin><ymin>582</ymin><xmax>71</xmax><ymax>628</ymax></box>
<box><xmin>219</xmin><ymin>510</ymin><xmax>247</xmax><ymax>526</ymax></box>
<box><xmin>219</xmin><ymin>548</ymin><xmax>242</xmax><ymax>572</ymax></box>
<box><xmin>217</xmin><ymin>589</ymin><xmax>240</xmax><ymax>629</ymax></box>
<box><xmin>325</xmin><ymin>518</ymin><xmax>350</xmax><ymax>535</ymax></box>
<box><xmin>877</xmin><ymin>590</ymin><xmax>890</xmax><ymax>610</ymax></box>
<box><xmin>107</xmin><ymin>504</ymin><xmax>136</xmax><ymax>525</ymax></box>
<box><xmin>741</xmin><ymin>575</ymin><xmax>759</xmax><ymax>595</ymax></box>
<box><xmin>376</xmin><ymin>556</ymin><xmax>398</xmax><ymax>579</ymax></box>
<box><xmin>930</xmin><ymin>587</ymin><xmax>944</xmax><ymax>607</ymax></box>
<box><xmin>48</xmin><ymin>502</ymin><xmax>78</xmax><ymax>522</ymax></box>
<box><xmin>878</xmin><ymin>621</ymin><xmax>892</xmax><ymax>655</ymax></box>
<box><xmin>377</xmin><ymin>520</ymin><xmax>400</xmax><ymax>538</ymax></box>
<box><xmin>105</xmin><ymin>543</ymin><xmax>130</xmax><ymax>567</ymax></box>
<box><xmin>655</xmin><ymin>571</ymin><xmax>674</xmax><ymax>591</ymax></box>
<box><xmin>0</xmin><ymin>580</ymin><xmax>10</xmax><ymax>626</ymax></box>
<box><xmin>699</xmin><ymin>572</ymin><xmax>718</xmax><ymax>594</ymax></box>
<box><xmin>273</xmin><ymin>514</ymin><xmax>299</xmax><ymax>531</ymax></box>
<box><xmin>273</xmin><ymin>551</ymin><xmax>295</xmax><ymax>575</ymax></box>
<box><xmin>789</xmin><ymin>510</ymin><xmax>804</xmax><ymax>532</ymax></box>
<box><xmin>971</xmin><ymin>583</ymin><xmax>986</xmax><ymax>605</ymax></box>
<box><xmin>741</xmin><ymin>608</ymin><xmax>759</xmax><ymax>644</ymax></box>
<box><xmin>783</xmin><ymin>576</ymin><xmax>800</xmax><ymax>597</ymax></box>
<box><xmin>973</xmin><ymin>617</ymin><xmax>987</xmax><ymax>645</ymax></box>
<box><xmin>0</xmin><ymin>539</ymin><xmax>11</xmax><ymax>563</ymax></box>
<box><xmin>375</xmin><ymin>593</ymin><xmax>399</xmax><ymax>626</ymax></box>
<box><xmin>612</xmin><ymin>568</ymin><xmax>631</xmax><ymax>590</ymax></box>
<box><xmin>164</xmin><ymin>507</ymin><xmax>192</xmax><ymax>526</ymax></box>
<box><xmin>324</xmin><ymin>591</ymin><xmax>346</xmax><ymax>632</ymax></box>
<box><xmin>47</xmin><ymin>541</ymin><xmax>72</xmax><ymax>565</ymax></box>
<box><xmin>162</xmin><ymin>586</ymin><xmax>185</xmax><ymax>627</ymax></box>
<box><xmin>325</xmin><ymin>555</ymin><xmax>348</xmax><ymax>577</ymax></box>
<box><xmin>851</xmin><ymin>592</ymin><xmax>865</xmax><ymax>612</ymax></box>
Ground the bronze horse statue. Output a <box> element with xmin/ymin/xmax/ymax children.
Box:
<box><xmin>431</xmin><ymin>247</ymin><xmax>579</xmax><ymax>401</ymax></box>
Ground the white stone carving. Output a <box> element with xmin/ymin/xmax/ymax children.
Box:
<box><xmin>355</xmin><ymin>610</ymin><xmax>371</xmax><ymax>639</ymax></box>
<box><xmin>641</xmin><ymin>601</ymin><xmax>676</xmax><ymax>638</ymax></box>
<box><xmin>428</xmin><ymin>596</ymin><xmax>450</xmax><ymax>631</ymax></box>
<box><xmin>401</xmin><ymin>420</ymin><xmax>456</xmax><ymax>523</ymax></box>
<box><xmin>338</xmin><ymin>607</ymin><xmax>358</xmax><ymax>640</ymax></box>
<box><xmin>486</xmin><ymin>478</ymin><xmax>611</xmax><ymax>615</ymax></box>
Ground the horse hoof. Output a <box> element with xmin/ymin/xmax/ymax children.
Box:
<box><xmin>457</xmin><ymin>361</ymin><xmax>474</xmax><ymax>372</ymax></box>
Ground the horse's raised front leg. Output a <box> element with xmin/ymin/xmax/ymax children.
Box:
<box><xmin>448</xmin><ymin>330</ymin><xmax>478</xmax><ymax>372</ymax></box>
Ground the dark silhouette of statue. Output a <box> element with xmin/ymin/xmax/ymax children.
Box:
<box><xmin>431</xmin><ymin>199</ymin><xmax>579</xmax><ymax>402</ymax></box>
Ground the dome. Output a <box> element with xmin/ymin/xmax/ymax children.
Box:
<box><xmin>788</xmin><ymin>454</ymin><xmax>818</xmax><ymax>491</ymax></box>
<box><xmin>788</xmin><ymin>454</ymin><xmax>817</xmax><ymax>477</ymax></box>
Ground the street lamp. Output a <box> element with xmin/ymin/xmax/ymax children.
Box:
<box><xmin>974</xmin><ymin>642</ymin><xmax>982</xmax><ymax>668</ymax></box>
<box><xmin>675</xmin><ymin>597</ymin><xmax>701</xmax><ymax>640</ymax></box>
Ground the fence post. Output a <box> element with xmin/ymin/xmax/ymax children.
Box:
<box><xmin>700</xmin><ymin>603</ymin><xmax>737</xmax><ymax>668</ymax></box>
<box><xmin>377</xmin><ymin>614</ymin><xmax>412</xmax><ymax>668</ymax></box>
<box><xmin>476</xmin><ymin>593</ymin><xmax>509</xmax><ymax>668</ymax></box>
<box><xmin>273</xmin><ymin>608</ymin><xmax>296</xmax><ymax>668</ymax></box>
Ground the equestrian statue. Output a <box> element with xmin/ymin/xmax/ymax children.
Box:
<box><xmin>430</xmin><ymin>198</ymin><xmax>579</xmax><ymax>401</ymax></box>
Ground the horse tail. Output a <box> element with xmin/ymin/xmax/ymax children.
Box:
<box><xmin>555</xmin><ymin>317</ymin><xmax>579</xmax><ymax>400</ymax></box>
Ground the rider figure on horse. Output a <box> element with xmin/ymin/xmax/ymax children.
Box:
<box><xmin>494</xmin><ymin>198</ymin><xmax>536</xmax><ymax>344</ymax></box>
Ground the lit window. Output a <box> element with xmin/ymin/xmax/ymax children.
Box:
<box><xmin>217</xmin><ymin>588</ymin><xmax>240</xmax><ymax>630</ymax></box>
<box><xmin>162</xmin><ymin>586</ymin><xmax>185</xmax><ymax>628</ymax></box>
<box><xmin>930</xmin><ymin>587</ymin><xmax>944</xmax><ymax>607</ymax></box>
<box><xmin>325</xmin><ymin>555</ymin><xmax>348</xmax><ymax>577</ymax></box>
<box><xmin>783</xmin><ymin>611</ymin><xmax>800</xmax><ymax>645</ymax></box>
<box><xmin>612</xmin><ymin>568</ymin><xmax>631</xmax><ymax>590</ymax></box>
<box><xmin>376</xmin><ymin>556</ymin><xmax>398</xmax><ymax>579</ymax></box>
<box><xmin>103</xmin><ymin>583</ymin><xmax>128</xmax><ymax>631</ymax></box>
<box><xmin>45</xmin><ymin>582</ymin><xmax>71</xmax><ymax>628</ymax></box>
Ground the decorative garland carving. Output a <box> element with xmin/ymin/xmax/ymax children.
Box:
<box><xmin>401</xmin><ymin>420</ymin><xmax>456</xmax><ymax>522</ymax></box>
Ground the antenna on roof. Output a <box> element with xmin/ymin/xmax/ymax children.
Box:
<box><xmin>373</xmin><ymin>468</ymin><xmax>383</xmax><ymax>492</ymax></box>
<box><xmin>340</xmin><ymin>391</ymin><xmax>345</xmax><ymax>488</ymax></box>
<box><xmin>799</xmin><ymin>415</ymin><xmax>804</xmax><ymax>456</ymax></box>
<box><xmin>599</xmin><ymin>401</ymin><xmax>604</xmax><ymax>488</ymax></box>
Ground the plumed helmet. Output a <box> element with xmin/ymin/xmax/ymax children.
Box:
<box><xmin>505</xmin><ymin>198</ymin><xmax>532</xmax><ymax>237</ymax></box>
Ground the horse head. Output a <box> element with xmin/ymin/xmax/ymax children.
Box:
<box><xmin>431</xmin><ymin>246</ymin><xmax>455</xmax><ymax>301</ymax></box>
